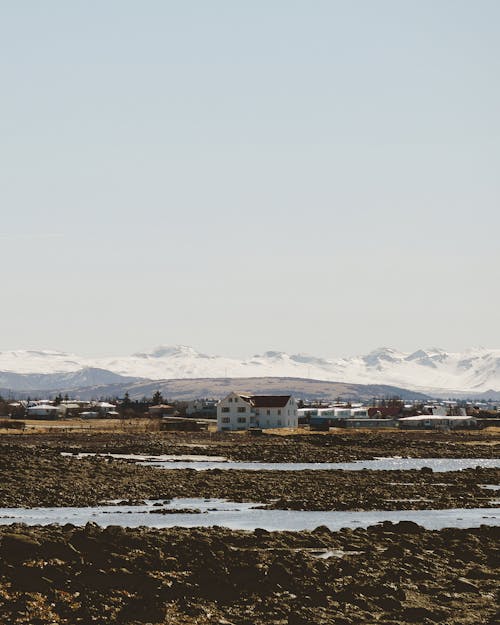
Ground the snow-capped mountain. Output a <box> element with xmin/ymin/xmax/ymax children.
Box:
<box><xmin>1</xmin><ymin>345</ymin><xmax>500</xmax><ymax>394</ymax></box>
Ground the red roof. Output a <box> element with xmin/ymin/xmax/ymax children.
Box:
<box><xmin>240</xmin><ymin>395</ymin><xmax>292</xmax><ymax>408</ymax></box>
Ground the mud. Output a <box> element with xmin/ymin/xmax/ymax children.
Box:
<box><xmin>0</xmin><ymin>443</ymin><xmax>498</xmax><ymax>510</ymax></box>
<box><xmin>0</xmin><ymin>522</ymin><xmax>498</xmax><ymax>625</ymax></box>
<box><xmin>2</xmin><ymin>429</ymin><xmax>498</xmax><ymax>462</ymax></box>
<box><xmin>1</xmin><ymin>431</ymin><xmax>498</xmax><ymax>624</ymax></box>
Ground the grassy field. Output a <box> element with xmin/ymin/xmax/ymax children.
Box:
<box><xmin>0</xmin><ymin>418</ymin><xmax>498</xmax><ymax>437</ymax></box>
<box><xmin>0</xmin><ymin>417</ymin><xmax>164</xmax><ymax>434</ymax></box>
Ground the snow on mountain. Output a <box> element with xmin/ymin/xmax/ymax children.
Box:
<box><xmin>0</xmin><ymin>350</ymin><xmax>83</xmax><ymax>375</ymax></box>
<box><xmin>0</xmin><ymin>368</ymin><xmax>140</xmax><ymax>392</ymax></box>
<box><xmin>1</xmin><ymin>345</ymin><xmax>500</xmax><ymax>394</ymax></box>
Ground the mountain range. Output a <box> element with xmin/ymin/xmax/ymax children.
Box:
<box><xmin>0</xmin><ymin>345</ymin><xmax>500</xmax><ymax>397</ymax></box>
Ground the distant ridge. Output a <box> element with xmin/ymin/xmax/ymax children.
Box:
<box><xmin>0</xmin><ymin>376</ymin><xmax>431</xmax><ymax>402</ymax></box>
<box><xmin>1</xmin><ymin>344</ymin><xmax>500</xmax><ymax>395</ymax></box>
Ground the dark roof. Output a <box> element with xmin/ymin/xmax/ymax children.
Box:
<box><xmin>239</xmin><ymin>395</ymin><xmax>292</xmax><ymax>408</ymax></box>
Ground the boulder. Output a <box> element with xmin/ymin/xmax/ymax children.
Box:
<box><xmin>1</xmin><ymin>533</ymin><xmax>41</xmax><ymax>563</ymax></box>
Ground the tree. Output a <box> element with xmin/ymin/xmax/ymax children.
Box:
<box><xmin>152</xmin><ymin>390</ymin><xmax>163</xmax><ymax>406</ymax></box>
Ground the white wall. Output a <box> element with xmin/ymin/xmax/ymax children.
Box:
<box><xmin>217</xmin><ymin>394</ymin><xmax>298</xmax><ymax>431</ymax></box>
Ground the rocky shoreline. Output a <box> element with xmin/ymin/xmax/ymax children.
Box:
<box><xmin>0</xmin><ymin>443</ymin><xmax>498</xmax><ymax>510</ymax></box>
<box><xmin>2</xmin><ymin>429</ymin><xmax>498</xmax><ymax>462</ymax></box>
<box><xmin>0</xmin><ymin>430</ymin><xmax>498</xmax><ymax>624</ymax></box>
<box><xmin>0</xmin><ymin>522</ymin><xmax>498</xmax><ymax>625</ymax></box>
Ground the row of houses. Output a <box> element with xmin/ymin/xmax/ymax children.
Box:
<box><xmin>5</xmin><ymin>394</ymin><xmax>484</xmax><ymax>431</ymax></box>
<box><xmin>216</xmin><ymin>393</ymin><xmax>479</xmax><ymax>431</ymax></box>
<box><xmin>12</xmin><ymin>400</ymin><xmax>119</xmax><ymax>419</ymax></box>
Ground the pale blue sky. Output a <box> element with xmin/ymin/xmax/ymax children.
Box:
<box><xmin>1</xmin><ymin>1</ymin><xmax>499</xmax><ymax>357</ymax></box>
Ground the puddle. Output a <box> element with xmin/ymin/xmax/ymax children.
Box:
<box><xmin>0</xmin><ymin>498</ymin><xmax>498</xmax><ymax>531</ymax></box>
<box><xmin>61</xmin><ymin>454</ymin><xmax>500</xmax><ymax>473</ymax></box>
<box><xmin>61</xmin><ymin>452</ymin><xmax>229</xmax><ymax>462</ymax></box>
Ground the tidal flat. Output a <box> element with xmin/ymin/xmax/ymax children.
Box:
<box><xmin>0</xmin><ymin>523</ymin><xmax>498</xmax><ymax>625</ymax></box>
<box><xmin>0</xmin><ymin>429</ymin><xmax>498</xmax><ymax>624</ymax></box>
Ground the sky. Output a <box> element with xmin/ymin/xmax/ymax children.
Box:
<box><xmin>1</xmin><ymin>1</ymin><xmax>499</xmax><ymax>358</ymax></box>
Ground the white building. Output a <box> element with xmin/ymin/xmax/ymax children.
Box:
<box><xmin>26</xmin><ymin>404</ymin><xmax>59</xmax><ymax>419</ymax></box>
<box><xmin>298</xmin><ymin>407</ymin><xmax>368</xmax><ymax>421</ymax></box>
<box><xmin>217</xmin><ymin>393</ymin><xmax>298</xmax><ymax>431</ymax></box>
<box><xmin>398</xmin><ymin>415</ymin><xmax>477</xmax><ymax>430</ymax></box>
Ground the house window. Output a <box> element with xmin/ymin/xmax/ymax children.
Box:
<box><xmin>221</xmin><ymin>417</ymin><xmax>230</xmax><ymax>424</ymax></box>
<box><xmin>278</xmin><ymin>409</ymin><xmax>281</xmax><ymax>415</ymax></box>
<box><xmin>237</xmin><ymin>417</ymin><xmax>246</xmax><ymax>423</ymax></box>
<box><xmin>229</xmin><ymin>398</ymin><xmax>233</xmax><ymax>402</ymax></box>
<box><xmin>266</xmin><ymin>409</ymin><xmax>270</xmax><ymax>415</ymax></box>
<box><xmin>221</xmin><ymin>407</ymin><xmax>230</xmax><ymax>413</ymax></box>
<box><xmin>237</xmin><ymin>407</ymin><xmax>246</xmax><ymax>413</ymax></box>
<box><xmin>277</xmin><ymin>419</ymin><xmax>282</xmax><ymax>426</ymax></box>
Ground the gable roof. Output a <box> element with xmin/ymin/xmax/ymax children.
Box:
<box><xmin>239</xmin><ymin>394</ymin><xmax>292</xmax><ymax>408</ymax></box>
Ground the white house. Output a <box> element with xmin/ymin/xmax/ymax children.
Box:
<box><xmin>217</xmin><ymin>393</ymin><xmax>298</xmax><ymax>431</ymax></box>
<box><xmin>398</xmin><ymin>415</ymin><xmax>477</xmax><ymax>430</ymax></box>
<box><xmin>298</xmin><ymin>407</ymin><xmax>368</xmax><ymax>422</ymax></box>
<box><xmin>26</xmin><ymin>404</ymin><xmax>59</xmax><ymax>419</ymax></box>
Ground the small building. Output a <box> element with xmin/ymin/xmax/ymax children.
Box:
<box><xmin>344</xmin><ymin>418</ymin><xmax>396</xmax><ymax>429</ymax></box>
<box><xmin>95</xmin><ymin>402</ymin><xmax>118</xmax><ymax>416</ymax></box>
<box><xmin>398</xmin><ymin>415</ymin><xmax>477</xmax><ymax>430</ymax></box>
<box><xmin>350</xmin><ymin>408</ymin><xmax>369</xmax><ymax>418</ymax></box>
<box><xmin>26</xmin><ymin>404</ymin><xmax>59</xmax><ymax>419</ymax></box>
<box><xmin>217</xmin><ymin>393</ymin><xmax>298</xmax><ymax>431</ymax></box>
<box><xmin>148</xmin><ymin>404</ymin><xmax>176</xmax><ymax>417</ymax></box>
<box><xmin>160</xmin><ymin>417</ymin><xmax>208</xmax><ymax>431</ymax></box>
<box><xmin>80</xmin><ymin>411</ymin><xmax>100</xmax><ymax>419</ymax></box>
<box><xmin>186</xmin><ymin>399</ymin><xmax>217</xmax><ymax>418</ymax></box>
<box><xmin>309</xmin><ymin>407</ymin><xmax>369</xmax><ymax>430</ymax></box>
<box><xmin>56</xmin><ymin>403</ymin><xmax>81</xmax><ymax>417</ymax></box>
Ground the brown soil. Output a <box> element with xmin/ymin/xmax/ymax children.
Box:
<box><xmin>2</xmin><ymin>429</ymin><xmax>499</xmax><ymax>461</ymax></box>
<box><xmin>0</xmin><ymin>430</ymin><xmax>498</xmax><ymax>625</ymax></box>
<box><xmin>0</xmin><ymin>523</ymin><xmax>498</xmax><ymax>625</ymax></box>
<box><xmin>0</xmin><ymin>443</ymin><xmax>498</xmax><ymax>510</ymax></box>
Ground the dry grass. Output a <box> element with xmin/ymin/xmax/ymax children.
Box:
<box><xmin>0</xmin><ymin>418</ymin><xmax>162</xmax><ymax>435</ymax></box>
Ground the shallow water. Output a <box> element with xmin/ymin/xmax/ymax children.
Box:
<box><xmin>0</xmin><ymin>498</ymin><xmax>498</xmax><ymax>531</ymax></box>
<box><xmin>63</xmin><ymin>453</ymin><xmax>500</xmax><ymax>472</ymax></box>
<box><xmin>60</xmin><ymin>452</ymin><xmax>228</xmax><ymax>462</ymax></box>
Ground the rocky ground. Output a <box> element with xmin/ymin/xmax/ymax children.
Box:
<box><xmin>2</xmin><ymin>428</ymin><xmax>498</xmax><ymax>462</ymax></box>
<box><xmin>0</xmin><ymin>443</ymin><xmax>498</xmax><ymax>510</ymax></box>
<box><xmin>0</xmin><ymin>430</ymin><xmax>498</xmax><ymax>624</ymax></box>
<box><xmin>0</xmin><ymin>522</ymin><xmax>498</xmax><ymax>625</ymax></box>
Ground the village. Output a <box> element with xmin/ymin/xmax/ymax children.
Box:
<box><xmin>1</xmin><ymin>391</ymin><xmax>499</xmax><ymax>433</ymax></box>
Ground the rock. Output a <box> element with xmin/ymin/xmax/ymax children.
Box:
<box><xmin>374</xmin><ymin>595</ymin><xmax>402</xmax><ymax>611</ymax></box>
<box><xmin>39</xmin><ymin>539</ymin><xmax>81</xmax><ymax>561</ymax></box>
<box><xmin>287</xmin><ymin>613</ymin><xmax>311</xmax><ymax>625</ymax></box>
<box><xmin>1</xmin><ymin>533</ymin><xmax>41</xmax><ymax>563</ymax></box>
<box><xmin>464</xmin><ymin>565</ymin><xmax>495</xmax><ymax>580</ymax></box>
<box><xmin>266</xmin><ymin>562</ymin><xmax>293</xmax><ymax>586</ymax></box>
<box><xmin>454</xmin><ymin>577</ymin><xmax>481</xmax><ymax>593</ymax></box>
<box><xmin>402</xmin><ymin>606</ymin><xmax>444</xmax><ymax>622</ymax></box>
<box><xmin>7</xmin><ymin>564</ymin><xmax>51</xmax><ymax>592</ymax></box>
<box><xmin>393</xmin><ymin>521</ymin><xmax>425</xmax><ymax>534</ymax></box>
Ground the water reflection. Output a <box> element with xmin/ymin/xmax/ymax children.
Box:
<box><xmin>62</xmin><ymin>453</ymin><xmax>500</xmax><ymax>472</ymax></box>
<box><xmin>0</xmin><ymin>498</ymin><xmax>498</xmax><ymax>531</ymax></box>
